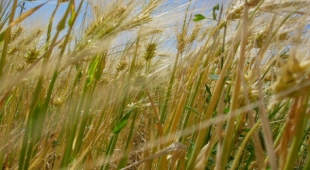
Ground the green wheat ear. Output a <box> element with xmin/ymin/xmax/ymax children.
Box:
<box><xmin>144</xmin><ymin>43</ymin><xmax>157</xmax><ymax>62</ymax></box>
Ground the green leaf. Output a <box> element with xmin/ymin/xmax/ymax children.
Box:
<box><xmin>67</xmin><ymin>1</ymin><xmax>76</xmax><ymax>27</ymax></box>
<box><xmin>57</xmin><ymin>16</ymin><xmax>67</xmax><ymax>31</ymax></box>
<box><xmin>112</xmin><ymin>109</ymin><xmax>133</xmax><ymax>134</ymax></box>
<box><xmin>205</xmin><ymin>84</ymin><xmax>212</xmax><ymax>95</ymax></box>
<box><xmin>213</xmin><ymin>3</ymin><xmax>220</xmax><ymax>11</ymax></box>
<box><xmin>57</xmin><ymin>0</ymin><xmax>72</xmax><ymax>31</ymax></box>
<box><xmin>193</xmin><ymin>14</ymin><xmax>205</xmax><ymax>22</ymax></box>
<box><xmin>205</xmin><ymin>84</ymin><xmax>212</xmax><ymax>103</ymax></box>
<box><xmin>86</xmin><ymin>57</ymin><xmax>99</xmax><ymax>86</ymax></box>
<box><xmin>224</xmin><ymin>108</ymin><xmax>230</xmax><ymax>114</ymax></box>
<box><xmin>185</xmin><ymin>105</ymin><xmax>203</xmax><ymax>117</ymax></box>
<box><xmin>212</xmin><ymin>3</ymin><xmax>220</xmax><ymax>20</ymax></box>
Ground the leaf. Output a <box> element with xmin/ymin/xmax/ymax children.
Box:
<box><xmin>57</xmin><ymin>15</ymin><xmax>67</xmax><ymax>31</ymax></box>
<box><xmin>0</xmin><ymin>1</ymin><xmax>49</xmax><ymax>42</ymax></box>
<box><xmin>112</xmin><ymin>109</ymin><xmax>133</xmax><ymax>134</ymax></box>
<box><xmin>209</xmin><ymin>74</ymin><xmax>220</xmax><ymax>80</ymax></box>
<box><xmin>57</xmin><ymin>0</ymin><xmax>72</xmax><ymax>31</ymax></box>
<box><xmin>67</xmin><ymin>1</ymin><xmax>76</xmax><ymax>27</ymax></box>
<box><xmin>86</xmin><ymin>57</ymin><xmax>99</xmax><ymax>86</ymax></box>
<box><xmin>224</xmin><ymin>108</ymin><xmax>230</xmax><ymax>114</ymax></box>
<box><xmin>205</xmin><ymin>84</ymin><xmax>212</xmax><ymax>95</ymax></box>
<box><xmin>195</xmin><ymin>142</ymin><xmax>212</xmax><ymax>170</ymax></box>
<box><xmin>213</xmin><ymin>3</ymin><xmax>220</xmax><ymax>11</ymax></box>
<box><xmin>212</xmin><ymin>3</ymin><xmax>220</xmax><ymax>20</ymax></box>
<box><xmin>185</xmin><ymin>105</ymin><xmax>203</xmax><ymax>117</ymax></box>
<box><xmin>193</xmin><ymin>14</ymin><xmax>205</xmax><ymax>22</ymax></box>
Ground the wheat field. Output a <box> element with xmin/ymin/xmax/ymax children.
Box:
<box><xmin>1</xmin><ymin>0</ymin><xmax>310</xmax><ymax>169</ymax></box>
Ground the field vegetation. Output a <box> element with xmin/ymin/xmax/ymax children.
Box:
<box><xmin>1</xmin><ymin>0</ymin><xmax>310</xmax><ymax>169</ymax></box>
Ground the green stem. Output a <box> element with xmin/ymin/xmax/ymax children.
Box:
<box><xmin>117</xmin><ymin>111</ymin><xmax>138</xmax><ymax>169</ymax></box>
<box><xmin>284</xmin><ymin>94</ymin><xmax>310</xmax><ymax>170</ymax></box>
<box><xmin>160</xmin><ymin>52</ymin><xmax>180</xmax><ymax>123</ymax></box>
<box><xmin>231</xmin><ymin>120</ymin><xmax>261</xmax><ymax>170</ymax></box>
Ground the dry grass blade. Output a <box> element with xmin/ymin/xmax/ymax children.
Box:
<box><xmin>120</xmin><ymin>142</ymin><xmax>187</xmax><ymax>170</ymax></box>
<box><xmin>194</xmin><ymin>130</ymin><xmax>217</xmax><ymax>170</ymax></box>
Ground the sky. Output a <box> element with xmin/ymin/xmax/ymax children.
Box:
<box><xmin>15</xmin><ymin>0</ymin><xmax>224</xmax><ymax>41</ymax></box>
<box><xmin>17</xmin><ymin>0</ymin><xmax>224</xmax><ymax>25</ymax></box>
<box><xmin>11</xmin><ymin>0</ymin><xmax>310</xmax><ymax>63</ymax></box>
<box><xmin>12</xmin><ymin>0</ymin><xmax>228</xmax><ymax>61</ymax></box>
<box><xmin>18</xmin><ymin>0</ymin><xmax>88</xmax><ymax>29</ymax></box>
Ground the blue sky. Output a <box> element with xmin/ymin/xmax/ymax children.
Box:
<box><xmin>18</xmin><ymin>0</ymin><xmax>225</xmax><ymax>24</ymax></box>
<box><xmin>18</xmin><ymin>0</ymin><xmax>87</xmax><ymax>28</ymax></box>
<box><xmin>14</xmin><ymin>0</ymin><xmax>227</xmax><ymax>57</ymax></box>
<box><xmin>16</xmin><ymin>0</ymin><xmax>224</xmax><ymax>38</ymax></box>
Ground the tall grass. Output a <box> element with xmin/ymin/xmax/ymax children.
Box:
<box><xmin>1</xmin><ymin>0</ymin><xmax>310</xmax><ymax>169</ymax></box>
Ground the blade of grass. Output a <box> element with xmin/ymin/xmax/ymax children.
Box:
<box><xmin>284</xmin><ymin>94</ymin><xmax>310</xmax><ymax>170</ymax></box>
<box><xmin>231</xmin><ymin>120</ymin><xmax>261</xmax><ymax>170</ymax></box>
<box><xmin>0</xmin><ymin>0</ymin><xmax>18</xmax><ymax>78</ymax></box>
